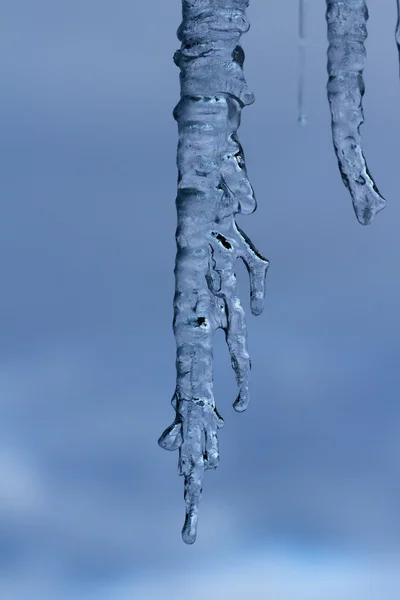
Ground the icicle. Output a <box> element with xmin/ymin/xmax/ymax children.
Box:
<box><xmin>326</xmin><ymin>0</ymin><xmax>386</xmax><ymax>225</ymax></box>
<box><xmin>396</xmin><ymin>0</ymin><xmax>400</xmax><ymax>71</ymax></box>
<box><xmin>298</xmin><ymin>0</ymin><xmax>307</xmax><ymax>126</ymax></box>
<box><xmin>158</xmin><ymin>0</ymin><xmax>269</xmax><ymax>544</ymax></box>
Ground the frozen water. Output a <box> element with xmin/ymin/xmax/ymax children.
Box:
<box><xmin>158</xmin><ymin>0</ymin><xmax>269</xmax><ymax>544</ymax></box>
<box><xmin>158</xmin><ymin>0</ymin><xmax>389</xmax><ymax>547</ymax></box>
<box><xmin>326</xmin><ymin>0</ymin><xmax>386</xmax><ymax>224</ymax></box>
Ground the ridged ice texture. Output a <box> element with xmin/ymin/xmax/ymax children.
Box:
<box><xmin>326</xmin><ymin>0</ymin><xmax>386</xmax><ymax>225</ymax></box>
<box><xmin>158</xmin><ymin>0</ymin><xmax>269</xmax><ymax>545</ymax></box>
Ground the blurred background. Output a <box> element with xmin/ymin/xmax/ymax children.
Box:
<box><xmin>1</xmin><ymin>0</ymin><xmax>400</xmax><ymax>597</ymax></box>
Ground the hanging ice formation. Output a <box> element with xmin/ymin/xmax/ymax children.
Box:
<box><xmin>298</xmin><ymin>0</ymin><xmax>307</xmax><ymax>126</ymax></box>
<box><xmin>326</xmin><ymin>0</ymin><xmax>386</xmax><ymax>225</ymax></box>
<box><xmin>396</xmin><ymin>0</ymin><xmax>400</xmax><ymax>72</ymax></box>
<box><xmin>158</xmin><ymin>0</ymin><xmax>269</xmax><ymax>544</ymax></box>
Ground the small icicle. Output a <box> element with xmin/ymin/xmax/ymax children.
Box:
<box><xmin>396</xmin><ymin>0</ymin><xmax>400</xmax><ymax>73</ymax></box>
<box><xmin>297</xmin><ymin>0</ymin><xmax>307</xmax><ymax>126</ymax></box>
<box><xmin>326</xmin><ymin>0</ymin><xmax>386</xmax><ymax>225</ymax></box>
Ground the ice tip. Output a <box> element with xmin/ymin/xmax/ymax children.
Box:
<box><xmin>157</xmin><ymin>421</ymin><xmax>183</xmax><ymax>451</ymax></box>
<box><xmin>233</xmin><ymin>393</ymin><xmax>249</xmax><ymax>412</ymax></box>
<box><xmin>182</xmin><ymin>514</ymin><xmax>198</xmax><ymax>545</ymax></box>
<box><xmin>250</xmin><ymin>296</ymin><xmax>264</xmax><ymax>316</ymax></box>
<box><xmin>354</xmin><ymin>195</ymin><xmax>387</xmax><ymax>226</ymax></box>
<box><xmin>298</xmin><ymin>114</ymin><xmax>307</xmax><ymax>127</ymax></box>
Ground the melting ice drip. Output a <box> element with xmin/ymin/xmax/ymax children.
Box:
<box><xmin>298</xmin><ymin>0</ymin><xmax>307</xmax><ymax>126</ymax></box>
<box><xmin>158</xmin><ymin>0</ymin><xmax>269</xmax><ymax>544</ymax></box>
<box><xmin>326</xmin><ymin>0</ymin><xmax>386</xmax><ymax>225</ymax></box>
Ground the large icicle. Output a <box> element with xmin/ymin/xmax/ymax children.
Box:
<box><xmin>158</xmin><ymin>0</ymin><xmax>269</xmax><ymax>544</ymax></box>
<box><xmin>326</xmin><ymin>0</ymin><xmax>386</xmax><ymax>225</ymax></box>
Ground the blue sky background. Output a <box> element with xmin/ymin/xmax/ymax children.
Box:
<box><xmin>1</xmin><ymin>0</ymin><xmax>400</xmax><ymax>597</ymax></box>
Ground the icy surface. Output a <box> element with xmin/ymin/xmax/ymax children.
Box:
<box><xmin>158</xmin><ymin>0</ymin><xmax>268</xmax><ymax>544</ymax></box>
<box><xmin>326</xmin><ymin>0</ymin><xmax>386</xmax><ymax>224</ymax></box>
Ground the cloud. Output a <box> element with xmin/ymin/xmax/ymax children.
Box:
<box><xmin>0</xmin><ymin>448</ymin><xmax>45</xmax><ymax>515</ymax></box>
<box><xmin>93</xmin><ymin>546</ymin><xmax>400</xmax><ymax>600</ymax></box>
<box><xmin>3</xmin><ymin>545</ymin><xmax>399</xmax><ymax>600</ymax></box>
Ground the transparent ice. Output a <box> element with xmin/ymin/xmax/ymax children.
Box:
<box><xmin>158</xmin><ymin>0</ymin><xmax>269</xmax><ymax>545</ymax></box>
<box><xmin>326</xmin><ymin>0</ymin><xmax>386</xmax><ymax>224</ymax></box>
